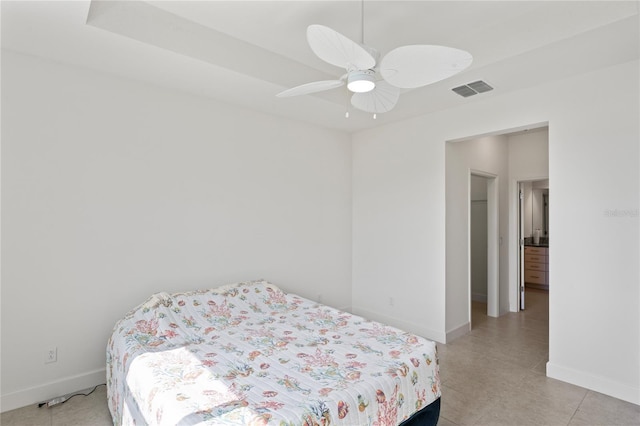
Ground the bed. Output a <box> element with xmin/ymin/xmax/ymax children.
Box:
<box><xmin>107</xmin><ymin>280</ymin><xmax>441</xmax><ymax>425</ymax></box>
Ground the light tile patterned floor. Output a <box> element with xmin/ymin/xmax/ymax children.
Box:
<box><xmin>438</xmin><ymin>289</ymin><xmax>640</xmax><ymax>425</ymax></box>
<box><xmin>1</xmin><ymin>289</ymin><xmax>639</xmax><ymax>425</ymax></box>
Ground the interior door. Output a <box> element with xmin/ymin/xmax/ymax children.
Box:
<box><xmin>519</xmin><ymin>184</ymin><xmax>525</xmax><ymax>310</ymax></box>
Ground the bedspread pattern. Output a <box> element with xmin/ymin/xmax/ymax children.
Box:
<box><xmin>107</xmin><ymin>280</ymin><xmax>440</xmax><ymax>425</ymax></box>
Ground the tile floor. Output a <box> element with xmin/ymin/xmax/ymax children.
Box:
<box><xmin>1</xmin><ymin>289</ymin><xmax>639</xmax><ymax>425</ymax></box>
<box><xmin>438</xmin><ymin>289</ymin><xmax>640</xmax><ymax>426</ymax></box>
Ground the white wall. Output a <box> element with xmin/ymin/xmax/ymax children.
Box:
<box><xmin>352</xmin><ymin>59</ymin><xmax>639</xmax><ymax>404</ymax></box>
<box><xmin>352</xmin><ymin>122</ymin><xmax>447</xmax><ymax>342</ymax></box>
<box><xmin>545</xmin><ymin>62</ymin><xmax>639</xmax><ymax>405</ymax></box>
<box><xmin>470</xmin><ymin>175</ymin><xmax>488</xmax><ymax>201</ymax></box>
<box><xmin>508</xmin><ymin>129</ymin><xmax>549</xmax><ymax>181</ymax></box>
<box><xmin>1</xmin><ymin>51</ymin><xmax>353</xmax><ymax>411</ymax></box>
<box><xmin>446</xmin><ymin>136</ymin><xmax>509</xmax><ymax>331</ymax></box>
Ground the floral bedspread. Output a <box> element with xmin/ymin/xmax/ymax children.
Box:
<box><xmin>107</xmin><ymin>280</ymin><xmax>440</xmax><ymax>425</ymax></box>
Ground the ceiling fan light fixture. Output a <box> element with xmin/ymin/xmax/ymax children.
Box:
<box><xmin>347</xmin><ymin>71</ymin><xmax>376</xmax><ymax>93</ymax></box>
<box><xmin>278</xmin><ymin>24</ymin><xmax>473</xmax><ymax>115</ymax></box>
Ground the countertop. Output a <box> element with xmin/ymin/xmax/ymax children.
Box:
<box><xmin>524</xmin><ymin>237</ymin><xmax>549</xmax><ymax>248</ymax></box>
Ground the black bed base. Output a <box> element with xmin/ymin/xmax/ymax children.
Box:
<box><xmin>398</xmin><ymin>397</ymin><xmax>441</xmax><ymax>426</ymax></box>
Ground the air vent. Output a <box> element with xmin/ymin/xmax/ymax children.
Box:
<box><xmin>452</xmin><ymin>85</ymin><xmax>477</xmax><ymax>97</ymax></box>
<box><xmin>467</xmin><ymin>80</ymin><xmax>493</xmax><ymax>93</ymax></box>
<box><xmin>452</xmin><ymin>80</ymin><xmax>494</xmax><ymax>97</ymax></box>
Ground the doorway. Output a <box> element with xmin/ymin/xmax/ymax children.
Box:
<box><xmin>445</xmin><ymin>123</ymin><xmax>548</xmax><ymax>340</ymax></box>
<box><xmin>469</xmin><ymin>171</ymin><xmax>499</xmax><ymax>328</ymax></box>
<box><xmin>517</xmin><ymin>179</ymin><xmax>549</xmax><ymax>311</ymax></box>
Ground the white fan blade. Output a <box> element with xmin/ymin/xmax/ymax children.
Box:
<box><xmin>307</xmin><ymin>24</ymin><xmax>376</xmax><ymax>71</ymax></box>
<box><xmin>380</xmin><ymin>45</ymin><xmax>473</xmax><ymax>89</ymax></box>
<box><xmin>351</xmin><ymin>80</ymin><xmax>400</xmax><ymax>113</ymax></box>
<box><xmin>276</xmin><ymin>80</ymin><xmax>344</xmax><ymax>98</ymax></box>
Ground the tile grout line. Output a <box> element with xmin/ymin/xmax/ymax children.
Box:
<box><xmin>440</xmin><ymin>414</ymin><xmax>460</xmax><ymax>425</ymax></box>
<box><xmin>566</xmin><ymin>390</ymin><xmax>589</xmax><ymax>425</ymax></box>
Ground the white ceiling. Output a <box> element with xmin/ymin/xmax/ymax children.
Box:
<box><xmin>2</xmin><ymin>1</ymin><xmax>639</xmax><ymax>132</ymax></box>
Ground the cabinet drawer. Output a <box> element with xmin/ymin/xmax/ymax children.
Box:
<box><xmin>525</xmin><ymin>270</ymin><xmax>547</xmax><ymax>285</ymax></box>
<box><xmin>525</xmin><ymin>254</ymin><xmax>547</xmax><ymax>264</ymax></box>
<box><xmin>525</xmin><ymin>262</ymin><xmax>547</xmax><ymax>272</ymax></box>
<box><xmin>525</xmin><ymin>246</ymin><xmax>548</xmax><ymax>255</ymax></box>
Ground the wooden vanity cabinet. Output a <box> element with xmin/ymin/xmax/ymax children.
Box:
<box><xmin>524</xmin><ymin>246</ymin><xmax>549</xmax><ymax>289</ymax></box>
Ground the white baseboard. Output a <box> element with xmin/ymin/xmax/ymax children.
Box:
<box><xmin>547</xmin><ymin>361</ymin><xmax>640</xmax><ymax>405</ymax></box>
<box><xmin>352</xmin><ymin>306</ymin><xmax>446</xmax><ymax>343</ymax></box>
<box><xmin>446</xmin><ymin>322</ymin><xmax>471</xmax><ymax>343</ymax></box>
<box><xmin>1</xmin><ymin>368</ymin><xmax>106</xmax><ymax>413</ymax></box>
<box><xmin>471</xmin><ymin>292</ymin><xmax>488</xmax><ymax>303</ymax></box>
<box><xmin>337</xmin><ymin>305</ymin><xmax>352</xmax><ymax>313</ymax></box>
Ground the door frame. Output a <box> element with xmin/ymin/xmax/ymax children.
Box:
<box><xmin>519</xmin><ymin>182</ymin><xmax>526</xmax><ymax>310</ymax></box>
<box><xmin>512</xmin><ymin>177</ymin><xmax>549</xmax><ymax>311</ymax></box>
<box><xmin>469</xmin><ymin>170</ymin><xmax>499</xmax><ymax>321</ymax></box>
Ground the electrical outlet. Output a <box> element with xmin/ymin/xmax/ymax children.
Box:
<box><xmin>45</xmin><ymin>346</ymin><xmax>57</xmax><ymax>364</ymax></box>
<box><xmin>317</xmin><ymin>294</ymin><xmax>323</xmax><ymax>303</ymax></box>
<box><xmin>389</xmin><ymin>297</ymin><xmax>394</xmax><ymax>307</ymax></box>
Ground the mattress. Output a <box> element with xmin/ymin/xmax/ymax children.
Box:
<box><xmin>107</xmin><ymin>280</ymin><xmax>441</xmax><ymax>425</ymax></box>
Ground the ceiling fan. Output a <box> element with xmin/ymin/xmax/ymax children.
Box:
<box><xmin>276</xmin><ymin>10</ymin><xmax>473</xmax><ymax>116</ymax></box>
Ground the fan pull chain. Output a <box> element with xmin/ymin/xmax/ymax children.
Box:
<box><xmin>345</xmin><ymin>95</ymin><xmax>351</xmax><ymax>118</ymax></box>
